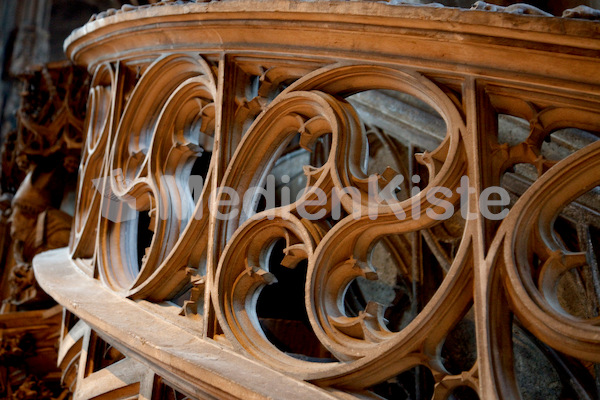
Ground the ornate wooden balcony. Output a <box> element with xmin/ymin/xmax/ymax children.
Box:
<box><xmin>33</xmin><ymin>1</ymin><xmax>600</xmax><ymax>398</ymax></box>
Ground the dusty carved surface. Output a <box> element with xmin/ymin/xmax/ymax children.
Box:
<box><xmin>0</xmin><ymin>61</ymin><xmax>89</xmax><ymax>400</ymax></box>
<box><xmin>32</xmin><ymin>1</ymin><xmax>600</xmax><ymax>399</ymax></box>
<box><xmin>0</xmin><ymin>63</ymin><xmax>88</xmax><ymax>310</ymax></box>
<box><xmin>0</xmin><ymin>306</ymin><xmax>64</xmax><ymax>399</ymax></box>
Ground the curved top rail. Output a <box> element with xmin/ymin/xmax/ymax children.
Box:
<box><xmin>64</xmin><ymin>0</ymin><xmax>600</xmax><ymax>89</ymax></box>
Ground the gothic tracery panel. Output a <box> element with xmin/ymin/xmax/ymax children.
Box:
<box><xmin>32</xmin><ymin>1</ymin><xmax>600</xmax><ymax>399</ymax></box>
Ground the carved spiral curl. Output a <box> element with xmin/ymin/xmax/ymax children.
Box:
<box><xmin>70</xmin><ymin>63</ymin><xmax>115</xmax><ymax>259</ymax></box>
<box><xmin>97</xmin><ymin>54</ymin><xmax>216</xmax><ymax>299</ymax></box>
<box><xmin>502</xmin><ymin>139</ymin><xmax>600</xmax><ymax>361</ymax></box>
<box><xmin>213</xmin><ymin>65</ymin><xmax>471</xmax><ymax>385</ymax></box>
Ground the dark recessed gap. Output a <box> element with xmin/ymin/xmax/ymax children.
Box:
<box><xmin>88</xmin><ymin>333</ymin><xmax>125</xmax><ymax>375</ymax></box>
<box><xmin>441</xmin><ymin>307</ymin><xmax>477</xmax><ymax>375</ymax></box>
<box><xmin>369</xmin><ymin>365</ymin><xmax>435</xmax><ymax>400</ymax></box>
<box><xmin>188</xmin><ymin>150</ymin><xmax>212</xmax><ymax>204</ymax></box>
<box><xmin>136</xmin><ymin>210</ymin><xmax>153</xmax><ymax>268</ymax></box>
<box><xmin>448</xmin><ymin>386</ymin><xmax>480</xmax><ymax>400</ymax></box>
<box><xmin>152</xmin><ymin>376</ymin><xmax>193</xmax><ymax>400</ymax></box>
<box><xmin>256</xmin><ymin>239</ymin><xmax>335</xmax><ymax>362</ymax></box>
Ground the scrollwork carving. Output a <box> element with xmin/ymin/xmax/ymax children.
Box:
<box><xmin>206</xmin><ymin>64</ymin><xmax>476</xmax><ymax>390</ymax></box>
<box><xmin>43</xmin><ymin>4</ymin><xmax>600</xmax><ymax>398</ymax></box>
<box><xmin>97</xmin><ymin>53</ymin><xmax>217</xmax><ymax>300</ymax></box>
<box><xmin>2</xmin><ymin>63</ymin><xmax>87</xmax><ymax>309</ymax></box>
<box><xmin>502</xmin><ymin>140</ymin><xmax>600</xmax><ymax>360</ymax></box>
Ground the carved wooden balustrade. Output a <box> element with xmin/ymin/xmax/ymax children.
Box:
<box><xmin>33</xmin><ymin>1</ymin><xmax>600</xmax><ymax>399</ymax></box>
